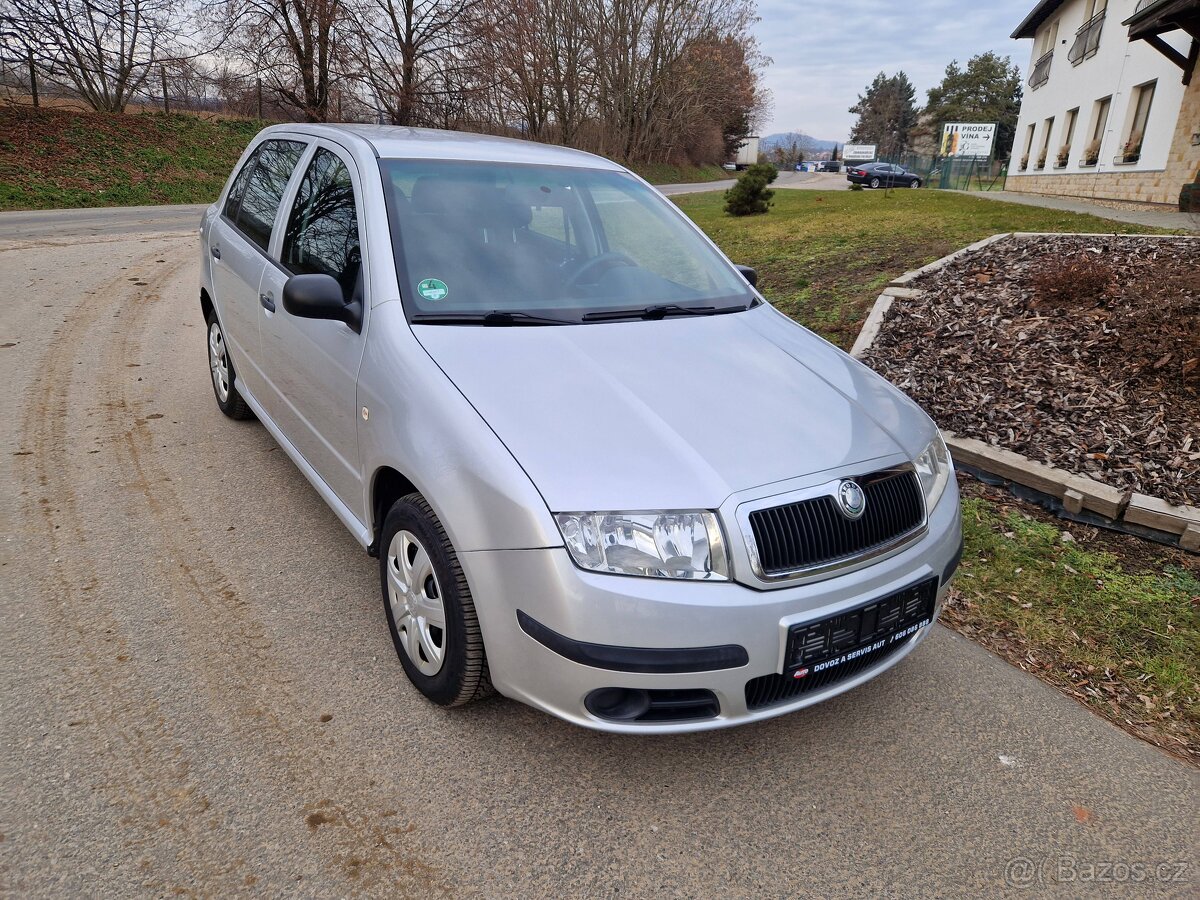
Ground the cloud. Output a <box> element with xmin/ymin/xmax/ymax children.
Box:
<box><xmin>754</xmin><ymin>0</ymin><xmax>1034</xmax><ymax>139</ymax></box>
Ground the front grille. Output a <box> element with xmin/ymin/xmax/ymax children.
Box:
<box><xmin>745</xmin><ymin>637</ymin><xmax>912</xmax><ymax>711</ymax></box>
<box><xmin>748</xmin><ymin>469</ymin><xmax>924</xmax><ymax>576</ymax></box>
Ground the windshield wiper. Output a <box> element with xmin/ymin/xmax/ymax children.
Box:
<box><xmin>410</xmin><ymin>310</ymin><xmax>575</xmax><ymax>326</ymax></box>
<box><xmin>581</xmin><ymin>302</ymin><xmax>753</xmax><ymax>322</ymax></box>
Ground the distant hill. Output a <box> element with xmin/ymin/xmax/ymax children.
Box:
<box><xmin>760</xmin><ymin>132</ymin><xmax>840</xmax><ymax>156</ymax></box>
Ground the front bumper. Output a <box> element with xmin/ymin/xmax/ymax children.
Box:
<box><xmin>461</xmin><ymin>484</ymin><xmax>963</xmax><ymax>734</ymax></box>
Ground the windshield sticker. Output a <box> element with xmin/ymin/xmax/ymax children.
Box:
<box><xmin>417</xmin><ymin>278</ymin><xmax>448</xmax><ymax>301</ymax></box>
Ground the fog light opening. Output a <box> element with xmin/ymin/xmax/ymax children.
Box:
<box><xmin>585</xmin><ymin>687</ymin><xmax>651</xmax><ymax>721</ymax></box>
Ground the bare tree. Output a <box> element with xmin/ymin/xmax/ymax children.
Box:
<box><xmin>213</xmin><ymin>0</ymin><xmax>348</xmax><ymax>121</ymax></box>
<box><xmin>1</xmin><ymin>0</ymin><xmax>188</xmax><ymax>112</ymax></box>
<box><xmin>352</xmin><ymin>0</ymin><xmax>482</xmax><ymax>126</ymax></box>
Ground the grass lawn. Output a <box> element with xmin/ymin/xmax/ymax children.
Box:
<box><xmin>0</xmin><ymin>106</ymin><xmax>266</xmax><ymax>210</ymax></box>
<box><xmin>950</xmin><ymin>486</ymin><xmax>1199</xmax><ymax>761</ymax></box>
<box><xmin>679</xmin><ymin>187</ymin><xmax>1198</xmax><ymax>761</ymax></box>
<box><xmin>0</xmin><ymin>106</ymin><xmax>727</xmax><ymax>211</ymax></box>
<box><xmin>626</xmin><ymin>162</ymin><xmax>729</xmax><ymax>185</ymax></box>
<box><xmin>673</xmin><ymin>187</ymin><xmax>1175</xmax><ymax>348</ymax></box>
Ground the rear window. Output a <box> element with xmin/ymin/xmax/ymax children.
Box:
<box><xmin>229</xmin><ymin>139</ymin><xmax>306</xmax><ymax>251</ymax></box>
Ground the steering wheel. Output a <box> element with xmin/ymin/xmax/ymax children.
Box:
<box><xmin>562</xmin><ymin>251</ymin><xmax>637</xmax><ymax>290</ymax></box>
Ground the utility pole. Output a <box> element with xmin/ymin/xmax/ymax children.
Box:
<box><xmin>257</xmin><ymin>76</ymin><xmax>263</xmax><ymax>119</ymax></box>
<box><xmin>27</xmin><ymin>49</ymin><xmax>38</xmax><ymax>107</ymax></box>
<box><xmin>161</xmin><ymin>66</ymin><xmax>169</xmax><ymax>113</ymax></box>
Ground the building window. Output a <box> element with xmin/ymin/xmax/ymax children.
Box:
<box><xmin>1021</xmin><ymin>123</ymin><xmax>1036</xmax><ymax>170</ymax></box>
<box><xmin>1057</xmin><ymin>108</ymin><xmax>1078</xmax><ymax>167</ymax></box>
<box><xmin>1122</xmin><ymin>81</ymin><xmax>1155</xmax><ymax>163</ymax></box>
<box><xmin>1069</xmin><ymin>0</ymin><xmax>1106</xmax><ymax>65</ymax></box>
<box><xmin>1082</xmin><ymin>96</ymin><xmax>1110</xmax><ymax>167</ymax></box>
<box><xmin>1029</xmin><ymin>20</ymin><xmax>1058</xmax><ymax>89</ymax></box>
<box><xmin>1037</xmin><ymin>117</ymin><xmax>1054</xmax><ymax>169</ymax></box>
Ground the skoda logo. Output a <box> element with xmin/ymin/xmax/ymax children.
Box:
<box><xmin>837</xmin><ymin>480</ymin><xmax>867</xmax><ymax>520</ymax></box>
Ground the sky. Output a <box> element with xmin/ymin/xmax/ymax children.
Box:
<box><xmin>754</xmin><ymin>0</ymin><xmax>1037</xmax><ymax>139</ymax></box>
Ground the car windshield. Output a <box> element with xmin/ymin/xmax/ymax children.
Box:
<box><xmin>379</xmin><ymin>159</ymin><xmax>754</xmax><ymax>323</ymax></box>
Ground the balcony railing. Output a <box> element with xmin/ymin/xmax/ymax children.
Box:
<box><xmin>1068</xmin><ymin>10</ymin><xmax>1105</xmax><ymax>64</ymax></box>
<box><xmin>1028</xmin><ymin>49</ymin><xmax>1053</xmax><ymax>89</ymax></box>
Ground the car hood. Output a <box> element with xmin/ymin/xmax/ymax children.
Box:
<box><xmin>413</xmin><ymin>304</ymin><xmax>934</xmax><ymax>512</ymax></box>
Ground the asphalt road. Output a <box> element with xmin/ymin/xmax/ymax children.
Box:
<box><xmin>656</xmin><ymin>171</ymin><xmax>849</xmax><ymax>195</ymax></box>
<box><xmin>1</xmin><ymin>212</ymin><xmax>1197</xmax><ymax>897</ymax></box>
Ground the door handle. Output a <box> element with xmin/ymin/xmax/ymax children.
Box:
<box><xmin>211</xmin><ymin>245</ymin><xmax>221</xmax><ymax>260</ymax></box>
<box><xmin>260</xmin><ymin>292</ymin><xmax>276</xmax><ymax>313</ymax></box>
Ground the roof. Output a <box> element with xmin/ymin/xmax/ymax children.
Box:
<box><xmin>1011</xmin><ymin>0</ymin><xmax>1069</xmax><ymax>39</ymax></box>
<box><xmin>1123</xmin><ymin>0</ymin><xmax>1200</xmax><ymax>39</ymax></box>
<box><xmin>264</xmin><ymin>123</ymin><xmax>625</xmax><ymax>171</ymax></box>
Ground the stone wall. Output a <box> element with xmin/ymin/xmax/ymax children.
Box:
<box><xmin>1005</xmin><ymin>76</ymin><xmax>1200</xmax><ymax>207</ymax></box>
<box><xmin>1164</xmin><ymin>73</ymin><xmax>1200</xmax><ymax>201</ymax></box>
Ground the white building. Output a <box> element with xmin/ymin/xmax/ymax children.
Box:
<box><xmin>1006</xmin><ymin>0</ymin><xmax>1199</xmax><ymax>206</ymax></box>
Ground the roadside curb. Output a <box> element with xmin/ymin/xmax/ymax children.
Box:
<box><xmin>852</xmin><ymin>232</ymin><xmax>1200</xmax><ymax>551</ymax></box>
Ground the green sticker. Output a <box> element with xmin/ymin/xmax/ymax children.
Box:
<box><xmin>417</xmin><ymin>278</ymin><xmax>448</xmax><ymax>301</ymax></box>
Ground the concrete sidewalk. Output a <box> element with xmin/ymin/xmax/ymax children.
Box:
<box><xmin>952</xmin><ymin>189</ymin><xmax>1199</xmax><ymax>231</ymax></box>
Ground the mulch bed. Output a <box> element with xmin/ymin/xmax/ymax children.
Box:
<box><xmin>862</xmin><ymin>234</ymin><xmax>1200</xmax><ymax>507</ymax></box>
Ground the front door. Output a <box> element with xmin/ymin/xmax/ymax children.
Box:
<box><xmin>257</xmin><ymin>144</ymin><xmax>367</xmax><ymax>516</ymax></box>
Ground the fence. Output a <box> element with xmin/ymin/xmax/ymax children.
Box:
<box><xmin>0</xmin><ymin>57</ymin><xmax>301</xmax><ymax>122</ymax></box>
<box><xmin>931</xmin><ymin>157</ymin><xmax>1008</xmax><ymax>191</ymax></box>
<box><xmin>872</xmin><ymin>151</ymin><xmax>1007</xmax><ymax>191</ymax></box>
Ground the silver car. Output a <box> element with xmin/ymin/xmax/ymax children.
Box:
<box><xmin>200</xmin><ymin>124</ymin><xmax>962</xmax><ymax>733</ymax></box>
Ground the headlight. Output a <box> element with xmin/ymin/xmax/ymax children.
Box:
<box><xmin>914</xmin><ymin>433</ymin><xmax>952</xmax><ymax>511</ymax></box>
<box><xmin>554</xmin><ymin>511</ymin><xmax>729</xmax><ymax>580</ymax></box>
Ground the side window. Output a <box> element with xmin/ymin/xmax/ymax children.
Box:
<box><xmin>281</xmin><ymin>148</ymin><xmax>361</xmax><ymax>303</ymax></box>
<box><xmin>223</xmin><ymin>151</ymin><xmax>257</xmax><ymax>220</ymax></box>
<box><xmin>235</xmin><ymin>139</ymin><xmax>306</xmax><ymax>251</ymax></box>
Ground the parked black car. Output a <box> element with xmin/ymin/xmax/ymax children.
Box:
<box><xmin>846</xmin><ymin>163</ymin><xmax>922</xmax><ymax>188</ymax></box>
<box><xmin>817</xmin><ymin>160</ymin><xmax>841</xmax><ymax>172</ymax></box>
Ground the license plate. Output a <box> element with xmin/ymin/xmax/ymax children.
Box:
<box><xmin>784</xmin><ymin>578</ymin><xmax>937</xmax><ymax>676</ymax></box>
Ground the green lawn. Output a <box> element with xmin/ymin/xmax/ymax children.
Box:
<box><xmin>951</xmin><ymin>495</ymin><xmax>1199</xmax><ymax>759</ymax></box>
<box><xmin>626</xmin><ymin>162</ymin><xmax>729</xmax><ymax>185</ymax></box>
<box><xmin>0</xmin><ymin>106</ymin><xmax>266</xmax><ymax>210</ymax></box>
<box><xmin>673</xmin><ymin>188</ymin><xmax>1173</xmax><ymax>348</ymax></box>
<box><xmin>0</xmin><ymin>106</ymin><xmax>728</xmax><ymax>211</ymax></box>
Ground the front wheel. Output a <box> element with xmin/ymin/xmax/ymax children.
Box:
<box><xmin>380</xmin><ymin>493</ymin><xmax>492</xmax><ymax>706</ymax></box>
<box><xmin>909</xmin><ymin>179</ymin><xmax>922</xmax><ymax>188</ymax></box>
<box><xmin>869</xmin><ymin>177</ymin><xmax>881</xmax><ymax>189</ymax></box>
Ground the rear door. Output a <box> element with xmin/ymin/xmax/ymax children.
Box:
<box><xmin>256</xmin><ymin>142</ymin><xmax>368</xmax><ymax>515</ymax></box>
<box><xmin>210</xmin><ymin>138</ymin><xmax>307</xmax><ymax>399</ymax></box>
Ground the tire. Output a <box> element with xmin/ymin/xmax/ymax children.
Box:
<box><xmin>380</xmin><ymin>493</ymin><xmax>492</xmax><ymax>707</ymax></box>
<box><xmin>869</xmin><ymin>177</ymin><xmax>881</xmax><ymax>189</ymax></box>
<box><xmin>909</xmin><ymin>179</ymin><xmax>922</xmax><ymax>188</ymax></box>
<box><xmin>205</xmin><ymin>309</ymin><xmax>254</xmax><ymax>420</ymax></box>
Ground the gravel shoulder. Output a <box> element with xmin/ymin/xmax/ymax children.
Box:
<box><xmin>1</xmin><ymin>229</ymin><xmax>1197</xmax><ymax>896</ymax></box>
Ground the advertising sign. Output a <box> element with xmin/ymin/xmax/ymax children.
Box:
<box><xmin>842</xmin><ymin>144</ymin><xmax>876</xmax><ymax>162</ymax></box>
<box><xmin>940</xmin><ymin>123</ymin><xmax>997</xmax><ymax>158</ymax></box>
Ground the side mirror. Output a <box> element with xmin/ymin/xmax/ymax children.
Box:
<box><xmin>282</xmin><ymin>273</ymin><xmax>361</xmax><ymax>333</ymax></box>
<box><xmin>734</xmin><ymin>264</ymin><xmax>758</xmax><ymax>288</ymax></box>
